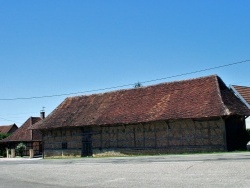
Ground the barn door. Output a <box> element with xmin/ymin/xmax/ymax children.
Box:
<box><xmin>81</xmin><ymin>127</ymin><xmax>93</xmax><ymax>157</ymax></box>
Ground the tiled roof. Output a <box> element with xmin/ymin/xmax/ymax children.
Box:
<box><xmin>31</xmin><ymin>75</ymin><xmax>250</xmax><ymax>130</ymax></box>
<box><xmin>0</xmin><ymin>124</ymin><xmax>18</xmax><ymax>134</ymax></box>
<box><xmin>1</xmin><ymin>117</ymin><xmax>42</xmax><ymax>142</ymax></box>
<box><xmin>231</xmin><ymin>85</ymin><xmax>250</xmax><ymax>108</ymax></box>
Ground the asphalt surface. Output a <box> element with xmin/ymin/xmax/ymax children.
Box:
<box><xmin>0</xmin><ymin>152</ymin><xmax>250</xmax><ymax>188</ymax></box>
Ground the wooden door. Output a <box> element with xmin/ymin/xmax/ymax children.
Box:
<box><xmin>81</xmin><ymin>127</ymin><xmax>93</xmax><ymax>157</ymax></box>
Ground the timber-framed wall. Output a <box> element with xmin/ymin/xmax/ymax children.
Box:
<box><xmin>43</xmin><ymin>118</ymin><xmax>227</xmax><ymax>157</ymax></box>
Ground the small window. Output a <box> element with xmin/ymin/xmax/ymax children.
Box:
<box><xmin>62</xmin><ymin>142</ymin><xmax>67</xmax><ymax>149</ymax></box>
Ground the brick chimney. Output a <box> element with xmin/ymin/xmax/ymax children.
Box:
<box><xmin>40</xmin><ymin>111</ymin><xmax>45</xmax><ymax>119</ymax></box>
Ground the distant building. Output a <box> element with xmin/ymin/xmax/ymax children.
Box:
<box><xmin>0</xmin><ymin>124</ymin><xmax>18</xmax><ymax>135</ymax></box>
<box><xmin>32</xmin><ymin>75</ymin><xmax>250</xmax><ymax>158</ymax></box>
<box><xmin>0</xmin><ymin>112</ymin><xmax>45</xmax><ymax>156</ymax></box>
<box><xmin>230</xmin><ymin>85</ymin><xmax>250</xmax><ymax>129</ymax></box>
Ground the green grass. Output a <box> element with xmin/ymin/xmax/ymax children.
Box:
<box><xmin>42</xmin><ymin>150</ymin><xmax>249</xmax><ymax>160</ymax></box>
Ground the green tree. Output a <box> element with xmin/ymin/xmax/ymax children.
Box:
<box><xmin>0</xmin><ymin>133</ymin><xmax>10</xmax><ymax>140</ymax></box>
<box><xmin>0</xmin><ymin>133</ymin><xmax>11</xmax><ymax>157</ymax></box>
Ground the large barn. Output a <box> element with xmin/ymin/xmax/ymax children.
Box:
<box><xmin>31</xmin><ymin>75</ymin><xmax>250</xmax><ymax>157</ymax></box>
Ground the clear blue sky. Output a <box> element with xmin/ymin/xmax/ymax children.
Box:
<box><xmin>0</xmin><ymin>0</ymin><xmax>250</xmax><ymax>126</ymax></box>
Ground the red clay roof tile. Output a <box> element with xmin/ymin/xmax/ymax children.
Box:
<box><xmin>231</xmin><ymin>85</ymin><xmax>250</xmax><ymax>108</ymax></box>
<box><xmin>32</xmin><ymin>75</ymin><xmax>250</xmax><ymax>130</ymax></box>
<box><xmin>1</xmin><ymin>117</ymin><xmax>42</xmax><ymax>142</ymax></box>
<box><xmin>0</xmin><ymin>124</ymin><xmax>18</xmax><ymax>134</ymax></box>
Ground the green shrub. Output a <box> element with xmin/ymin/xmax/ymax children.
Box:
<box><xmin>16</xmin><ymin>142</ymin><xmax>26</xmax><ymax>157</ymax></box>
<box><xmin>0</xmin><ymin>148</ymin><xmax>6</xmax><ymax>157</ymax></box>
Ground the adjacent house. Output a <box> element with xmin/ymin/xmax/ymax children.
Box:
<box><xmin>1</xmin><ymin>112</ymin><xmax>45</xmax><ymax>156</ymax></box>
<box><xmin>31</xmin><ymin>75</ymin><xmax>250</xmax><ymax>158</ymax></box>
<box><xmin>0</xmin><ymin>124</ymin><xmax>18</xmax><ymax>134</ymax></box>
<box><xmin>230</xmin><ymin>85</ymin><xmax>250</xmax><ymax>129</ymax></box>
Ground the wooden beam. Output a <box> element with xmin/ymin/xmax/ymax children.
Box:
<box><xmin>154</xmin><ymin>124</ymin><xmax>157</xmax><ymax>148</ymax></box>
<box><xmin>133</xmin><ymin>127</ymin><xmax>136</xmax><ymax>148</ymax></box>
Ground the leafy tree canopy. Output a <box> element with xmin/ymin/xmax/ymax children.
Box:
<box><xmin>0</xmin><ymin>133</ymin><xmax>10</xmax><ymax>140</ymax></box>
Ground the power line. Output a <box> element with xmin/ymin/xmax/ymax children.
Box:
<box><xmin>0</xmin><ymin>116</ymin><xmax>22</xmax><ymax>124</ymax></box>
<box><xmin>140</xmin><ymin>59</ymin><xmax>250</xmax><ymax>84</ymax></box>
<box><xmin>230</xmin><ymin>81</ymin><xmax>250</xmax><ymax>85</ymax></box>
<box><xmin>0</xmin><ymin>111</ymin><xmax>38</xmax><ymax>116</ymax></box>
<box><xmin>0</xmin><ymin>59</ymin><xmax>249</xmax><ymax>101</ymax></box>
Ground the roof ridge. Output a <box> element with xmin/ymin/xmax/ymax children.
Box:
<box><xmin>0</xmin><ymin>124</ymin><xmax>15</xmax><ymax>127</ymax></box>
<box><xmin>67</xmin><ymin>74</ymin><xmax>219</xmax><ymax>100</ymax></box>
<box><xmin>231</xmin><ymin>85</ymin><xmax>250</xmax><ymax>88</ymax></box>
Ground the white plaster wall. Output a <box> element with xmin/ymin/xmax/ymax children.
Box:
<box><xmin>246</xmin><ymin>117</ymin><xmax>250</xmax><ymax>129</ymax></box>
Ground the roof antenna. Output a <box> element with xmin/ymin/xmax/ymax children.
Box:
<box><xmin>134</xmin><ymin>82</ymin><xmax>143</xmax><ymax>88</ymax></box>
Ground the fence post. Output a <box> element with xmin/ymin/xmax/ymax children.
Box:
<box><xmin>11</xmin><ymin>149</ymin><xmax>15</xmax><ymax>158</ymax></box>
<box><xmin>6</xmin><ymin>148</ymin><xmax>9</xmax><ymax>158</ymax></box>
<box><xmin>29</xmin><ymin>149</ymin><xmax>34</xmax><ymax>158</ymax></box>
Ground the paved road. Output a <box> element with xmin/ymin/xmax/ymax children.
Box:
<box><xmin>0</xmin><ymin>152</ymin><xmax>250</xmax><ymax>188</ymax></box>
